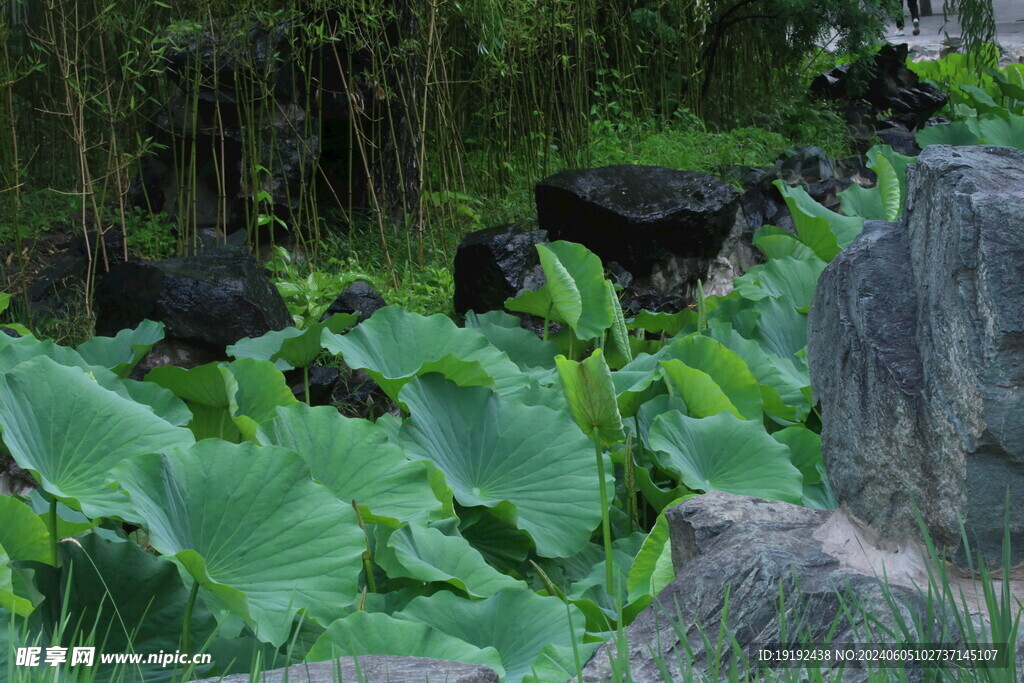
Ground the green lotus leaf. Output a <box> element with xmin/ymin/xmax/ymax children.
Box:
<box><xmin>227</xmin><ymin>357</ymin><xmax>300</xmax><ymax>437</ymax></box>
<box><xmin>257</xmin><ymin>403</ymin><xmax>451</xmax><ymax>526</ymax></box>
<box><xmin>733</xmin><ymin>256</ymin><xmax>826</xmax><ymax>310</ymax></box>
<box><xmin>537</xmin><ymin>242</ymin><xmax>583</xmax><ymax>327</ymax></box>
<box><xmin>458</xmin><ymin>507</ymin><xmax>534</xmax><ymax>569</ymax></box>
<box><xmin>563</xmin><ymin>533</ymin><xmax>649</xmax><ymax>629</ymax></box>
<box><xmin>612</xmin><ymin>349</ymin><xmax>670</xmax><ymax>418</ymax></box>
<box><xmin>663</xmin><ymin>334</ymin><xmax>763</xmax><ymax>420</ymax></box>
<box><xmin>916</xmin><ymin>120</ymin><xmax>981</xmax><ymax>147</ymax></box>
<box><xmin>706</xmin><ymin>323</ymin><xmax>810</xmax><ymax>422</ymax></box>
<box><xmin>556</xmin><ymin>349</ymin><xmax>625</xmax><ymax>446</ymax></box>
<box><xmin>974</xmin><ymin>112</ymin><xmax>1024</xmax><ymax>149</ymax></box>
<box><xmin>146</xmin><ymin>362</ymin><xmax>231</xmax><ymax>406</ymax></box>
<box><xmin>771</xmin><ymin>425</ymin><xmax>823</xmax><ymax>486</ymax></box>
<box><xmin>375</xmin><ymin>524</ymin><xmax>522</xmax><ymax>597</ymax></box>
<box><xmin>839</xmin><ymin>179</ymin><xmax>886</xmax><ymax>221</ymax></box>
<box><xmin>0</xmin><ymin>331</ymin><xmax>187</xmax><ymax>425</ymax></box>
<box><xmin>115</xmin><ymin>440</ymin><xmax>364</xmax><ymax>646</ymax></box>
<box><xmin>634</xmin><ymin>462</ymin><xmax>689</xmax><ymax>513</ymax></box>
<box><xmin>959</xmin><ymin>85</ymin><xmax>1008</xmax><ymax>116</ymax></box>
<box><xmin>869</xmin><ymin>144</ymin><xmax>915</xmax><ymax>207</ymax></box>
<box><xmin>399</xmin><ymin>375</ymin><xmax>602</xmax><ymax>557</ymax></box>
<box><xmin>307</xmin><ymin>611</ymin><xmax>504</xmax><ymax>676</ymax></box>
<box><xmin>227</xmin><ymin>327</ymin><xmax>303</xmax><ymax>370</ymax></box>
<box><xmin>506</xmin><ymin>241</ymin><xmax>614</xmax><ymax>340</ymax></box>
<box><xmin>523</xmin><ymin>642</ymin><xmax>601</xmax><ymax>683</ymax></box>
<box><xmin>659</xmin><ymin>360</ymin><xmax>738</xmax><ymax>419</ymax></box>
<box><xmin>0</xmin><ymin>542</ymin><xmax>30</xmax><ymax>616</ymax></box>
<box><xmin>604</xmin><ymin>281</ymin><xmax>633</xmax><ymax>368</ymax></box>
<box><xmin>0</xmin><ymin>334</ymin><xmax>87</xmax><ymax>374</ymax></box>
<box><xmin>647</xmin><ymin>410</ymin><xmax>803</xmax><ymax>503</ymax></box>
<box><xmin>147</xmin><ymin>359</ymin><xmax>296</xmax><ymax>441</ymax></box>
<box><xmin>628</xmin><ymin>309</ymin><xmax>696</xmax><ymax>336</ymax></box>
<box><xmin>752</xmin><ymin>297</ymin><xmax>808</xmax><ymax>367</ymax></box>
<box><xmin>752</xmin><ymin>225</ymin><xmax>819</xmax><ymax>261</ymax></box>
<box><xmin>775</xmin><ymin>181</ymin><xmax>863</xmax><ymax>260</ymax></box>
<box><xmin>395</xmin><ymin>587</ymin><xmax>585</xmax><ymax>683</ymax></box>
<box><xmin>839</xmin><ymin>146</ymin><xmax>908</xmax><ymax>221</ymax></box>
<box><xmin>24</xmin><ymin>492</ymin><xmax>97</xmax><ymax>538</ymax></box>
<box><xmin>0</xmin><ymin>495</ymin><xmax>50</xmax><ymax>565</ymax></box>
<box><xmin>322</xmin><ymin>306</ymin><xmax>526</xmax><ymax>402</ymax></box>
<box><xmin>0</xmin><ymin>356</ymin><xmax>194</xmax><ymax>519</ymax></box>
<box><xmin>0</xmin><ymin>496</ymin><xmax>51</xmax><ymax>615</ymax></box>
<box><xmin>627</xmin><ymin>501</ymin><xmax>688</xmax><ymax>604</ymax></box>
<box><xmin>464</xmin><ymin>310</ymin><xmax>560</xmax><ymax>372</ymax></box>
<box><xmin>227</xmin><ymin>314</ymin><xmax>357</xmax><ymax>370</ymax></box>
<box><xmin>76</xmin><ymin>320</ymin><xmax>164</xmax><ymax>378</ymax></box>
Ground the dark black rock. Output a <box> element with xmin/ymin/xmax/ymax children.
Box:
<box><xmin>722</xmin><ymin>164</ymin><xmax>774</xmax><ymax>190</ymax></box>
<box><xmin>806</xmin><ymin>177</ymin><xmax>853</xmax><ymax>210</ymax></box>
<box><xmin>453</xmin><ymin>224</ymin><xmax>548</xmax><ymax>315</ymax></box>
<box><xmin>27</xmin><ymin>254</ymin><xmax>88</xmax><ymax>308</ymax></box>
<box><xmin>739</xmin><ymin>185</ymin><xmax>794</xmax><ymax>234</ymax></box>
<box><xmin>95</xmin><ymin>248</ymin><xmax>291</xmax><ymax>350</ymax></box>
<box><xmin>130</xmin><ymin>338</ymin><xmax>223</xmax><ymax>380</ymax></box>
<box><xmin>811</xmin><ymin>44</ymin><xmax>947</xmax><ymax>132</ymax></box>
<box><xmin>163</xmin><ymin>21</ymin><xmax>293</xmax><ymax>99</ymax></box>
<box><xmin>320</xmin><ymin>280</ymin><xmax>387</xmax><ymax>323</ymax></box>
<box><xmin>535</xmin><ymin>165</ymin><xmax>740</xmax><ymax>275</ymax></box>
<box><xmin>875</xmin><ymin>125</ymin><xmax>921</xmax><ymax>157</ymax></box>
<box><xmin>332</xmin><ymin>367</ymin><xmax>392</xmax><ymax>419</ymax></box>
<box><xmin>778</xmin><ymin>146</ymin><xmax>834</xmax><ymax>185</ymax></box>
<box><xmin>287</xmin><ymin>365</ymin><xmax>341</xmax><ymax>405</ymax></box>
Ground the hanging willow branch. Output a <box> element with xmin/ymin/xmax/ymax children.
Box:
<box><xmin>944</xmin><ymin>0</ymin><xmax>998</xmax><ymax>68</ymax></box>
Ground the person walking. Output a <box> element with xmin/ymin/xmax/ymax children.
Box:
<box><xmin>896</xmin><ymin>0</ymin><xmax>921</xmax><ymax>35</ymax></box>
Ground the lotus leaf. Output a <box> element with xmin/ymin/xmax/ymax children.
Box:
<box><xmin>400</xmin><ymin>375</ymin><xmax>602</xmax><ymax>558</ymax></box>
<box><xmin>647</xmin><ymin>410</ymin><xmax>803</xmax><ymax>503</ymax></box>
<box><xmin>115</xmin><ymin>440</ymin><xmax>364</xmax><ymax>646</ymax></box>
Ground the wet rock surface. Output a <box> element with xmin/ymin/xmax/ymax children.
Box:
<box><xmin>320</xmin><ymin>280</ymin><xmax>387</xmax><ymax>323</ymax></box>
<box><xmin>535</xmin><ymin>165</ymin><xmax>740</xmax><ymax>276</ymax></box>
<box><xmin>95</xmin><ymin>248</ymin><xmax>291</xmax><ymax>352</ymax></box>
<box><xmin>453</xmin><ymin>224</ymin><xmax>548</xmax><ymax>315</ymax></box>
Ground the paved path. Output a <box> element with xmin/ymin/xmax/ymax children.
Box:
<box><xmin>883</xmin><ymin>0</ymin><xmax>1024</xmax><ymax>63</ymax></box>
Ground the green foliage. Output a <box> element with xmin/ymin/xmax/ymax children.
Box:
<box><xmin>506</xmin><ymin>241</ymin><xmax>614</xmax><ymax>342</ymax></box>
<box><xmin>942</xmin><ymin>0</ymin><xmax>999</xmax><ymax>68</ymax></box>
<box><xmin>839</xmin><ymin>145</ymin><xmax>914</xmax><ymax>222</ymax></box>
<box><xmin>116</xmin><ymin>440</ymin><xmax>366</xmax><ymax>647</ymax></box>
<box><xmin>0</xmin><ymin>225</ymin><xmax>848</xmax><ymax>677</ymax></box>
<box><xmin>909</xmin><ymin>50</ymin><xmax>1024</xmax><ymax>120</ymax></box>
<box><xmin>918</xmin><ymin>112</ymin><xmax>1024</xmax><ymax>151</ymax></box>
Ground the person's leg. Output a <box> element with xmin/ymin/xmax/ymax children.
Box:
<box><xmin>907</xmin><ymin>0</ymin><xmax>921</xmax><ymax>33</ymax></box>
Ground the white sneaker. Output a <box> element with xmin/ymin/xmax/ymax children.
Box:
<box><xmin>895</xmin><ymin>28</ymin><xmax>906</xmax><ymax>36</ymax></box>
<box><xmin>913</xmin><ymin>19</ymin><xmax>920</xmax><ymax>35</ymax></box>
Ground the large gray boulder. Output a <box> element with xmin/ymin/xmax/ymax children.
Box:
<box><xmin>808</xmin><ymin>145</ymin><xmax>1024</xmax><ymax>566</ymax></box>
<box><xmin>582</xmin><ymin>492</ymin><xmax>976</xmax><ymax>683</ymax></box>
<box><xmin>191</xmin><ymin>655</ymin><xmax>498</xmax><ymax>682</ymax></box>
